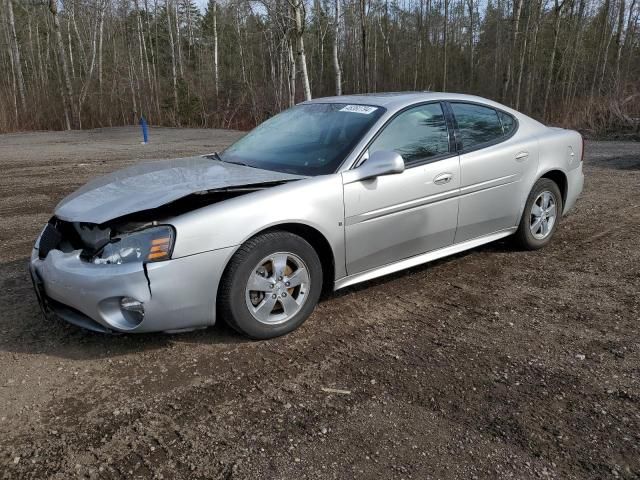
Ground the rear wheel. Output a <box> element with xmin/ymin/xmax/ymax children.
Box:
<box><xmin>218</xmin><ymin>231</ymin><xmax>322</xmax><ymax>339</ymax></box>
<box><xmin>514</xmin><ymin>178</ymin><xmax>563</xmax><ymax>250</ymax></box>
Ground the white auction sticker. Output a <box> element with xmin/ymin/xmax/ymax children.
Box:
<box><xmin>339</xmin><ymin>105</ymin><xmax>378</xmax><ymax>114</ymax></box>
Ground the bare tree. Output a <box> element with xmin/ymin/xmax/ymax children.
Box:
<box><xmin>212</xmin><ymin>0</ymin><xmax>219</xmax><ymax>98</ymax></box>
<box><xmin>0</xmin><ymin>0</ymin><xmax>637</xmax><ymax>133</ymax></box>
<box><xmin>49</xmin><ymin>0</ymin><xmax>75</xmax><ymax>129</ymax></box>
<box><xmin>542</xmin><ymin>0</ymin><xmax>568</xmax><ymax>119</ymax></box>
<box><xmin>360</xmin><ymin>0</ymin><xmax>369</xmax><ymax>91</ymax></box>
<box><xmin>333</xmin><ymin>0</ymin><xmax>342</xmax><ymax>95</ymax></box>
<box><xmin>5</xmin><ymin>0</ymin><xmax>27</xmax><ymax>116</ymax></box>
<box><xmin>290</xmin><ymin>0</ymin><xmax>312</xmax><ymax>100</ymax></box>
<box><xmin>467</xmin><ymin>0</ymin><xmax>474</xmax><ymax>88</ymax></box>
<box><xmin>443</xmin><ymin>0</ymin><xmax>448</xmax><ymax>90</ymax></box>
<box><xmin>166</xmin><ymin>0</ymin><xmax>179</xmax><ymax>118</ymax></box>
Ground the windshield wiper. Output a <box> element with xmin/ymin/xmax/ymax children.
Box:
<box><xmin>205</xmin><ymin>152</ymin><xmax>258</xmax><ymax>169</ymax></box>
<box><xmin>206</xmin><ymin>151</ymin><xmax>224</xmax><ymax>162</ymax></box>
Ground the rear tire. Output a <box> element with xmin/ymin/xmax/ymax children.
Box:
<box><xmin>218</xmin><ymin>231</ymin><xmax>322</xmax><ymax>339</ymax></box>
<box><xmin>514</xmin><ymin>178</ymin><xmax>563</xmax><ymax>250</ymax></box>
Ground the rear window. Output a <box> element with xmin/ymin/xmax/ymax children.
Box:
<box><xmin>498</xmin><ymin>111</ymin><xmax>516</xmax><ymax>136</ymax></box>
<box><xmin>450</xmin><ymin>102</ymin><xmax>504</xmax><ymax>150</ymax></box>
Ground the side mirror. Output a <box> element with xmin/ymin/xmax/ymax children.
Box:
<box><xmin>345</xmin><ymin>150</ymin><xmax>405</xmax><ymax>183</ymax></box>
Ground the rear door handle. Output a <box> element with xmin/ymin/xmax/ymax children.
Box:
<box><xmin>515</xmin><ymin>151</ymin><xmax>529</xmax><ymax>160</ymax></box>
<box><xmin>434</xmin><ymin>173</ymin><xmax>453</xmax><ymax>185</ymax></box>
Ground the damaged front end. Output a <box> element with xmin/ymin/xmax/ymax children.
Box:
<box><xmin>30</xmin><ymin>156</ymin><xmax>307</xmax><ymax>334</ymax></box>
<box><xmin>30</xmin><ymin>184</ymin><xmax>280</xmax><ymax>334</ymax></box>
<box><xmin>38</xmin><ymin>181</ymin><xmax>284</xmax><ymax>264</ymax></box>
<box><xmin>37</xmin><ymin>217</ymin><xmax>174</xmax><ymax>266</ymax></box>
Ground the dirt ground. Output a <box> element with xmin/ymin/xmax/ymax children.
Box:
<box><xmin>0</xmin><ymin>127</ymin><xmax>638</xmax><ymax>479</ymax></box>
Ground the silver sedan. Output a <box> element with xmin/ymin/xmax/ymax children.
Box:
<box><xmin>30</xmin><ymin>92</ymin><xmax>584</xmax><ymax>338</ymax></box>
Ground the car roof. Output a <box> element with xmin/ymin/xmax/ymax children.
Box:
<box><xmin>304</xmin><ymin>91</ymin><xmax>517</xmax><ymax>114</ymax></box>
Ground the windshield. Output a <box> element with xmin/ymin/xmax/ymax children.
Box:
<box><xmin>220</xmin><ymin>103</ymin><xmax>385</xmax><ymax>176</ymax></box>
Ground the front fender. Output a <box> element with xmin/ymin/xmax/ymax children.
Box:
<box><xmin>168</xmin><ymin>174</ymin><xmax>347</xmax><ymax>279</ymax></box>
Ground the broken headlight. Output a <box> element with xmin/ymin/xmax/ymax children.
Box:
<box><xmin>92</xmin><ymin>226</ymin><xmax>174</xmax><ymax>265</ymax></box>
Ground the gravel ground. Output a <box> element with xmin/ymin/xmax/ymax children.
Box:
<box><xmin>0</xmin><ymin>127</ymin><xmax>638</xmax><ymax>479</ymax></box>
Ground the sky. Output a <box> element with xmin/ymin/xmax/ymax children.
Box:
<box><xmin>195</xmin><ymin>0</ymin><xmax>208</xmax><ymax>12</ymax></box>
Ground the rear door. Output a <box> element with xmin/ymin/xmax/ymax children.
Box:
<box><xmin>343</xmin><ymin>102</ymin><xmax>460</xmax><ymax>274</ymax></box>
<box><xmin>448</xmin><ymin>102</ymin><xmax>537</xmax><ymax>242</ymax></box>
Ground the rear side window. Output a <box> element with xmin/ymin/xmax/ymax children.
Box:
<box><xmin>369</xmin><ymin>103</ymin><xmax>449</xmax><ymax>164</ymax></box>
<box><xmin>498</xmin><ymin>111</ymin><xmax>516</xmax><ymax>135</ymax></box>
<box><xmin>450</xmin><ymin>102</ymin><xmax>504</xmax><ymax>150</ymax></box>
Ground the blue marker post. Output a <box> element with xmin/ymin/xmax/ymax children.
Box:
<box><xmin>139</xmin><ymin>115</ymin><xmax>149</xmax><ymax>144</ymax></box>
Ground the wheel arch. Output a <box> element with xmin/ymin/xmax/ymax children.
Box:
<box><xmin>216</xmin><ymin>222</ymin><xmax>337</xmax><ymax>304</ymax></box>
<box><xmin>538</xmin><ymin>169</ymin><xmax>568</xmax><ymax>209</ymax></box>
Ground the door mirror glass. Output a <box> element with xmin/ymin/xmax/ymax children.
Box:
<box><xmin>353</xmin><ymin>150</ymin><xmax>405</xmax><ymax>181</ymax></box>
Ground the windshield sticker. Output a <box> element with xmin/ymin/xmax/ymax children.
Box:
<box><xmin>340</xmin><ymin>105</ymin><xmax>378</xmax><ymax>114</ymax></box>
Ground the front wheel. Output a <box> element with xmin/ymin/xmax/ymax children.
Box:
<box><xmin>514</xmin><ymin>178</ymin><xmax>563</xmax><ymax>250</ymax></box>
<box><xmin>217</xmin><ymin>231</ymin><xmax>323</xmax><ymax>339</ymax></box>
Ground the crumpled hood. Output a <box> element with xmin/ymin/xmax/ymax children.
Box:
<box><xmin>55</xmin><ymin>156</ymin><xmax>305</xmax><ymax>224</ymax></box>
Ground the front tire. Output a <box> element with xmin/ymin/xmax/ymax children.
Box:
<box><xmin>218</xmin><ymin>231</ymin><xmax>323</xmax><ymax>339</ymax></box>
<box><xmin>514</xmin><ymin>178</ymin><xmax>563</xmax><ymax>250</ymax></box>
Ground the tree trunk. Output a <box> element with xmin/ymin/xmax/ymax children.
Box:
<box><xmin>292</xmin><ymin>0</ymin><xmax>312</xmax><ymax>100</ymax></box>
<box><xmin>79</xmin><ymin>2</ymin><xmax>100</xmax><ymax>127</ymax></box>
<box><xmin>514</xmin><ymin>0</ymin><xmax>532</xmax><ymax>109</ymax></box>
<box><xmin>98</xmin><ymin>0</ymin><xmax>105</xmax><ymax>119</ymax></box>
<box><xmin>414</xmin><ymin>0</ymin><xmax>424</xmax><ymax>89</ymax></box>
<box><xmin>5</xmin><ymin>0</ymin><xmax>27</xmax><ymax>114</ymax></box>
<box><xmin>563</xmin><ymin>0</ymin><xmax>586</xmax><ymax>115</ymax></box>
<box><xmin>467</xmin><ymin>0</ymin><xmax>474</xmax><ymax>88</ymax></box>
<box><xmin>614</xmin><ymin>0</ymin><xmax>626</xmax><ymax>87</ymax></box>
<box><xmin>212</xmin><ymin>0</ymin><xmax>219</xmax><ymax>98</ymax></box>
<box><xmin>288</xmin><ymin>41</ymin><xmax>296</xmax><ymax>106</ymax></box>
<box><xmin>166</xmin><ymin>0</ymin><xmax>179</xmax><ymax>121</ymax></box>
<box><xmin>598</xmin><ymin>0</ymin><xmax>616</xmax><ymax>94</ymax></box>
<box><xmin>66</xmin><ymin>10</ymin><xmax>75</xmax><ymax>80</ymax></box>
<box><xmin>135</xmin><ymin>0</ymin><xmax>153</xmax><ymax>119</ymax></box>
<box><xmin>2</xmin><ymin>8</ymin><xmax>19</xmax><ymax>126</ymax></box>
<box><xmin>49</xmin><ymin>0</ymin><xmax>75</xmax><ymax>130</ymax></box>
<box><xmin>493</xmin><ymin>0</ymin><xmax>502</xmax><ymax>88</ymax></box>
<box><xmin>333</xmin><ymin>0</ymin><xmax>342</xmax><ymax>95</ymax></box>
<box><xmin>360</xmin><ymin>0</ymin><xmax>369</xmax><ymax>92</ymax></box>
<box><xmin>443</xmin><ymin>0</ymin><xmax>448</xmax><ymax>90</ymax></box>
<box><xmin>589</xmin><ymin>0</ymin><xmax>611</xmax><ymax>104</ymax></box>
<box><xmin>542</xmin><ymin>0</ymin><xmax>565</xmax><ymax>120</ymax></box>
<box><xmin>525</xmin><ymin>0</ymin><xmax>544</xmax><ymax>114</ymax></box>
<box><xmin>174</xmin><ymin>0</ymin><xmax>184</xmax><ymax>77</ymax></box>
<box><xmin>503</xmin><ymin>0</ymin><xmax>523</xmax><ymax>102</ymax></box>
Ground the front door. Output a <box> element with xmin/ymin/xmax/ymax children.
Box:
<box><xmin>343</xmin><ymin>102</ymin><xmax>461</xmax><ymax>275</ymax></box>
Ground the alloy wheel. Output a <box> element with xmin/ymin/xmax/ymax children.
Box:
<box><xmin>530</xmin><ymin>191</ymin><xmax>557</xmax><ymax>240</ymax></box>
<box><xmin>245</xmin><ymin>252</ymin><xmax>310</xmax><ymax>325</ymax></box>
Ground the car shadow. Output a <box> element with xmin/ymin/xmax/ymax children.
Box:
<box><xmin>0</xmin><ymin>257</ymin><xmax>249</xmax><ymax>361</ymax></box>
<box><xmin>1</xmin><ymin>238</ymin><xmax>516</xmax><ymax>360</ymax></box>
<box><xmin>325</xmin><ymin>237</ymin><xmax>517</xmax><ymax>299</ymax></box>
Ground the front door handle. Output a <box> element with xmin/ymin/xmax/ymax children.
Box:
<box><xmin>434</xmin><ymin>172</ymin><xmax>453</xmax><ymax>185</ymax></box>
<box><xmin>515</xmin><ymin>151</ymin><xmax>530</xmax><ymax>160</ymax></box>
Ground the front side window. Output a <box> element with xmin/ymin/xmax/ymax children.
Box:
<box><xmin>450</xmin><ymin>102</ymin><xmax>504</xmax><ymax>150</ymax></box>
<box><xmin>220</xmin><ymin>103</ymin><xmax>385</xmax><ymax>176</ymax></box>
<box><xmin>368</xmin><ymin>103</ymin><xmax>450</xmax><ymax>164</ymax></box>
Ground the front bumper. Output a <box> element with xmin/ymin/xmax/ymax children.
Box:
<box><xmin>29</xmin><ymin>246</ymin><xmax>235</xmax><ymax>333</ymax></box>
